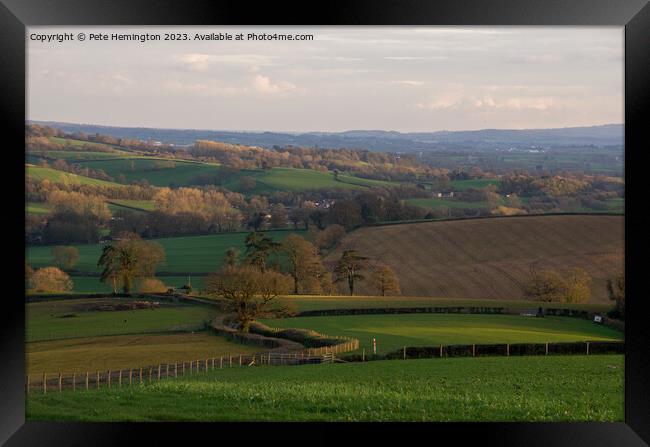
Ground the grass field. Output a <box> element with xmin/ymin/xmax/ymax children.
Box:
<box><xmin>27</xmin><ymin>332</ymin><xmax>259</xmax><ymax>374</ymax></box>
<box><xmin>325</xmin><ymin>215</ymin><xmax>624</xmax><ymax>303</ymax></box>
<box><xmin>29</xmin><ymin>150</ymin><xmax>135</xmax><ymax>161</ymax></box>
<box><xmin>26</xmin><ymin>202</ymin><xmax>50</xmax><ymax>215</ymax></box>
<box><xmin>26</xmin><ymin>165</ymin><xmax>122</xmax><ymax>187</ymax></box>
<box><xmin>450</xmin><ymin>178</ymin><xmax>501</xmax><ymax>191</ymax></box>
<box><xmin>74</xmin><ymin>158</ymin><xmax>221</xmax><ymax>187</ymax></box>
<box><xmin>105</xmin><ymin>199</ymin><xmax>156</xmax><ymax>212</ymax></box>
<box><xmin>277</xmin><ymin>295</ymin><xmax>615</xmax><ymax>313</ymax></box>
<box><xmin>407</xmin><ymin>198</ymin><xmax>493</xmax><ymax>210</ymax></box>
<box><xmin>26</xmin><ymin>298</ymin><xmax>216</xmax><ymax>342</ymax></box>
<box><xmin>27</xmin><ymin>230</ymin><xmax>305</xmax><ymax>274</ymax></box>
<box><xmin>26</xmin><ymin>355</ymin><xmax>624</xmax><ymax>421</ymax></box>
<box><xmin>260</xmin><ymin>314</ymin><xmax>623</xmax><ymax>354</ymax></box>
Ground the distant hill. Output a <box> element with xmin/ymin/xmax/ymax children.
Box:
<box><xmin>29</xmin><ymin>121</ymin><xmax>623</xmax><ymax>152</ymax></box>
<box><xmin>324</xmin><ymin>215</ymin><xmax>624</xmax><ymax>303</ymax></box>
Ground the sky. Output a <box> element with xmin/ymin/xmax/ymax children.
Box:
<box><xmin>27</xmin><ymin>26</ymin><xmax>623</xmax><ymax>133</ymax></box>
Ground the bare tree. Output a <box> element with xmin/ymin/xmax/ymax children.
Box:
<box><xmin>205</xmin><ymin>265</ymin><xmax>292</xmax><ymax>332</ymax></box>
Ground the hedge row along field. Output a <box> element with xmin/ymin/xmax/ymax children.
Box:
<box><xmin>26</xmin><ymin>355</ymin><xmax>624</xmax><ymax>422</ymax></box>
<box><xmin>325</xmin><ymin>214</ymin><xmax>624</xmax><ymax>302</ymax></box>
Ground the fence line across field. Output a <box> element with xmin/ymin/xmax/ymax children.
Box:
<box><xmin>26</xmin><ymin>338</ymin><xmax>360</xmax><ymax>394</ymax></box>
<box><xmin>26</xmin><ymin>339</ymin><xmax>622</xmax><ymax>394</ymax></box>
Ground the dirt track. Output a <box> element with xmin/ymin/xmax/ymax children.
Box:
<box><xmin>324</xmin><ymin>215</ymin><xmax>624</xmax><ymax>303</ymax></box>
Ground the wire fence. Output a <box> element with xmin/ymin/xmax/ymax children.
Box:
<box><xmin>26</xmin><ymin>338</ymin><xmax>360</xmax><ymax>394</ymax></box>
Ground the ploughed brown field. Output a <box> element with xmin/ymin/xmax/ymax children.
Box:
<box><xmin>324</xmin><ymin>215</ymin><xmax>624</xmax><ymax>303</ymax></box>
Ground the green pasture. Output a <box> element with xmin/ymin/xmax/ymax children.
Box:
<box><xmin>27</xmin><ymin>230</ymin><xmax>305</xmax><ymax>274</ymax></box>
<box><xmin>73</xmin><ymin>158</ymin><xmax>220</xmax><ymax>187</ymax></box>
<box><xmin>26</xmin><ymin>355</ymin><xmax>624</xmax><ymax>421</ymax></box>
<box><xmin>260</xmin><ymin>313</ymin><xmax>622</xmax><ymax>354</ymax></box>
<box><xmin>27</xmin><ymin>332</ymin><xmax>259</xmax><ymax>374</ymax></box>
<box><xmin>449</xmin><ymin>178</ymin><xmax>501</xmax><ymax>191</ymax></box>
<box><xmin>26</xmin><ymin>202</ymin><xmax>50</xmax><ymax>215</ymax></box>
<box><xmin>26</xmin><ymin>298</ymin><xmax>216</xmax><ymax>342</ymax></box>
<box><xmin>407</xmin><ymin>198</ymin><xmax>494</xmax><ymax>210</ymax></box>
<box><xmin>26</xmin><ymin>165</ymin><xmax>122</xmax><ymax>187</ymax></box>
<box><xmin>106</xmin><ymin>199</ymin><xmax>156</xmax><ymax>212</ymax></box>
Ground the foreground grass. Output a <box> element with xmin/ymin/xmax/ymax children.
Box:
<box><xmin>26</xmin><ymin>355</ymin><xmax>624</xmax><ymax>422</ymax></box>
<box><xmin>27</xmin><ymin>298</ymin><xmax>216</xmax><ymax>342</ymax></box>
<box><xmin>27</xmin><ymin>332</ymin><xmax>259</xmax><ymax>374</ymax></box>
<box><xmin>260</xmin><ymin>314</ymin><xmax>622</xmax><ymax>354</ymax></box>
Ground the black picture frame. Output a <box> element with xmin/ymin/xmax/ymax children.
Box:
<box><xmin>1</xmin><ymin>0</ymin><xmax>649</xmax><ymax>445</ymax></box>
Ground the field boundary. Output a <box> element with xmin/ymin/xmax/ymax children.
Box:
<box><xmin>344</xmin><ymin>340</ymin><xmax>624</xmax><ymax>362</ymax></box>
<box><xmin>293</xmin><ymin>306</ymin><xmax>624</xmax><ymax>332</ymax></box>
<box><xmin>358</xmin><ymin>211</ymin><xmax>624</xmax><ymax>230</ymax></box>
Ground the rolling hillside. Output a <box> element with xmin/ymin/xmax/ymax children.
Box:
<box><xmin>26</xmin><ymin>165</ymin><xmax>123</xmax><ymax>187</ymax></box>
<box><xmin>324</xmin><ymin>215</ymin><xmax>624</xmax><ymax>303</ymax></box>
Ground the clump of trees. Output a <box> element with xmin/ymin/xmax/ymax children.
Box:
<box><xmin>97</xmin><ymin>233</ymin><xmax>166</xmax><ymax>294</ymax></box>
<box><xmin>606</xmin><ymin>271</ymin><xmax>625</xmax><ymax>319</ymax></box>
<box><xmin>137</xmin><ymin>278</ymin><xmax>168</xmax><ymax>294</ymax></box>
<box><xmin>27</xmin><ymin>266</ymin><xmax>73</xmax><ymax>293</ymax></box>
<box><xmin>523</xmin><ymin>266</ymin><xmax>591</xmax><ymax>303</ymax></box>
<box><xmin>52</xmin><ymin>246</ymin><xmax>80</xmax><ymax>270</ymax></box>
<box><xmin>371</xmin><ymin>263</ymin><xmax>401</xmax><ymax>296</ymax></box>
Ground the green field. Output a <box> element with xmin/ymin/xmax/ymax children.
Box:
<box><xmin>27</xmin><ymin>230</ymin><xmax>305</xmax><ymax>274</ymax></box>
<box><xmin>26</xmin><ymin>355</ymin><xmax>624</xmax><ymax>421</ymax></box>
<box><xmin>260</xmin><ymin>314</ymin><xmax>622</xmax><ymax>354</ymax></box>
<box><xmin>26</xmin><ymin>298</ymin><xmax>216</xmax><ymax>342</ymax></box>
<box><xmin>407</xmin><ymin>198</ymin><xmax>493</xmax><ymax>210</ymax></box>
<box><xmin>222</xmin><ymin>167</ymin><xmax>397</xmax><ymax>194</ymax></box>
<box><xmin>74</xmin><ymin>158</ymin><xmax>221</xmax><ymax>187</ymax></box>
<box><xmin>26</xmin><ymin>165</ymin><xmax>122</xmax><ymax>187</ymax></box>
<box><xmin>106</xmin><ymin>199</ymin><xmax>156</xmax><ymax>212</ymax></box>
<box><xmin>26</xmin><ymin>202</ymin><xmax>50</xmax><ymax>215</ymax></box>
<box><xmin>450</xmin><ymin>178</ymin><xmax>501</xmax><ymax>191</ymax></box>
<box><xmin>29</xmin><ymin>150</ymin><xmax>135</xmax><ymax>161</ymax></box>
<box><xmin>27</xmin><ymin>332</ymin><xmax>259</xmax><ymax>374</ymax></box>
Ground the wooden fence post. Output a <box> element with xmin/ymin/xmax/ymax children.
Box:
<box><xmin>229</xmin><ymin>356</ymin><xmax>232</xmax><ymax>367</ymax></box>
<box><xmin>107</xmin><ymin>370</ymin><xmax>111</xmax><ymax>389</ymax></box>
<box><xmin>545</xmin><ymin>342</ymin><xmax>549</xmax><ymax>355</ymax></box>
<box><xmin>362</xmin><ymin>348</ymin><xmax>365</xmax><ymax>362</ymax></box>
<box><xmin>58</xmin><ymin>372</ymin><xmax>62</xmax><ymax>392</ymax></box>
<box><xmin>403</xmin><ymin>346</ymin><xmax>406</xmax><ymax>360</ymax></box>
<box><xmin>119</xmin><ymin>370</ymin><xmax>122</xmax><ymax>387</ymax></box>
<box><xmin>96</xmin><ymin>371</ymin><xmax>100</xmax><ymax>389</ymax></box>
<box><xmin>43</xmin><ymin>373</ymin><xmax>47</xmax><ymax>394</ymax></box>
<box><xmin>239</xmin><ymin>354</ymin><xmax>242</xmax><ymax>367</ymax></box>
<box><xmin>166</xmin><ymin>364</ymin><xmax>169</xmax><ymax>379</ymax></box>
<box><xmin>506</xmin><ymin>344</ymin><xmax>510</xmax><ymax>357</ymax></box>
<box><xmin>220</xmin><ymin>357</ymin><xmax>223</xmax><ymax>369</ymax></box>
<box><xmin>139</xmin><ymin>368</ymin><xmax>143</xmax><ymax>384</ymax></box>
<box><xmin>189</xmin><ymin>361</ymin><xmax>193</xmax><ymax>375</ymax></box>
<box><xmin>212</xmin><ymin>358</ymin><xmax>215</xmax><ymax>369</ymax></box>
<box><xmin>472</xmin><ymin>344</ymin><xmax>476</xmax><ymax>357</ymax></box>
<box><xmin>586</xmin><ymin>342</ymin><xmax>590</xmax><ymax>355</ymax></box>
<box><xmin>175</xmin><ymin>363</ymin><xmax>178</xmax><ymax>378</ymax></box>
<box><xmin>85</xmin><ymin>372</ymin><xmax>89</xmax><ymax>390</ymax></box>
<box><xmin>157</xmin><ymin>364</ymin><xmax>161</xmax><ymax>381</ymax></box>
<box><xmin>149</xmin><ymin>367</ymin><xmax>152</xmax><ymax>382</ymax></box>
<box><xmin>129</xmin><ymin>369</ymin><xmax>132</xmax><ymax>385</ymax></box>
<box><xmin>440</xmin><ymin>345</ymin><xmax>443</xmax><ymax>358</ymax></box>
<box><xmin>206</xmin><ymin>358</ymin><xmax>210</xmax><ymax>371</ymax></box>
<box><xmin>182</xmin><ymin>362</ymin><xmax>185</xmax><ymax>375</ymax></box>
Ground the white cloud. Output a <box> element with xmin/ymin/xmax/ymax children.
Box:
<box><xmin>252</xmin><ymin>75</ymin><xmax>297</xmax><ymax>94</ymax></box>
